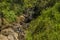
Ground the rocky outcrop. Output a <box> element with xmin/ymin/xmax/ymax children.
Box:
<box><xmin>1</xmin><ymin>28</ymin><xmax>18</xmax><ymax>40</ymax></box>
<box><xmin>0</xmin><ymin>14</ymin><xmax>30</xmax><ymax>40</ymax></box>
<box><xmin>0</xmin><ymin>34</ymin><xmax>8</xmax><ymax>40</ymax></box>
<box><xmin>0</xmin><ymin>23</ymin><xmax>27</xmax><ymax>40</ymax></box>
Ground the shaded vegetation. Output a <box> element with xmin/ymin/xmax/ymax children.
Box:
<box><xmin>0</xmin><ymin>0</ymin><xmax>60</xmax><ymax>40</ymax></box>
<box><xmin>25</xmin><ymin>2</ymin><xmax>60</xmax><ymax>40</ymax></box>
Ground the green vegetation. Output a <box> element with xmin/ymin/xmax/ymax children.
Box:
<box><xmin>0</xmin><ymin>0</ymin><xmax>60</xmax><ymax>40</ymax></box>
<box><xmin>0</xmin><ymin>0</ymin><xmax>58</xmax><ymax>22</ymax></box>
<box><xmin>25</xmin><ymin>2</ymin><xmax>60</xmax><ymax>40</ymax></box>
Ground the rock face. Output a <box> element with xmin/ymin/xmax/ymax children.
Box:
<box><xmin>1</xmin><ymin>28</ymin><xmax>18</xmax><ymax>40</ymax></box>
<box><xmin>0</xmin><ymin>23</ymin><xmax>26</xmax><ymax>40</ymax></box>
<box><xmin>0</xmin><ymin>14</ymin><xmax>30</xmax><ymax>40</ymax></box>
<box><xmin>0</xmin><ymin>34</ymin><xmax>8</xmax><ymax>40</ymax></box>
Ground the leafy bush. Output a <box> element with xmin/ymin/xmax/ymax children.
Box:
<box><xmin>2</xmin><ymin>10</ymin><xmax>16</xmax><ymax>22</ymax></box>
<box><xmin>25</xmin><ymin>2</ymin><xmax>60</xmax><ymax>40</ymax></box>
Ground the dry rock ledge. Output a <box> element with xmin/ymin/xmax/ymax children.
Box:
<box><xmin>0</xmin><ymin>14</ymin><xmax>30</xmax><ymax>40</ymax></box>
<box><xmin>0</xmin><ymin>23</ymin><xmax>26</xmax><ymax>40</ymax></box>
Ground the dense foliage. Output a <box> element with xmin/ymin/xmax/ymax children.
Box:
<box><xmin>0</xmin><ymin>0</ymin><xmax>57</xmax><ymax>22</ymax></box>
<box><xmin>0</xmin><ymin>0</ymin><xmax>60</xmax><ymax>40</ymax></box>
<box><xmin>25</xmin><ymin>2</ymin><xmax>60</xmax><ymax>40</ymax></box>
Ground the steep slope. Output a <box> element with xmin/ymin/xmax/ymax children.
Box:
<box><xmin>25</xmin><ymin>2</ymin><xmax>60</xmax><ymax>40</ymax></box>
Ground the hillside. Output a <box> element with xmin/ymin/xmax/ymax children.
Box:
<box><xmin>0</xmin><ymin>0</ymin><xmax>60</xmax><ymax>40</ymax></box>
